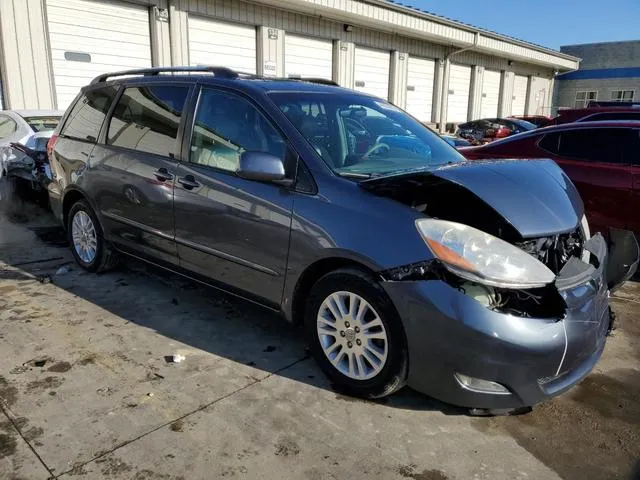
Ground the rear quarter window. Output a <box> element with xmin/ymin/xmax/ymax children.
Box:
<box><xmin>61</xmin><ymin>86</ymin><xmax>118</xmax><ymax>142</ymax></box>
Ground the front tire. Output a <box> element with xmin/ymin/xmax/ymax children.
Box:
<box><xmin>67</xmin><ymin>200</ymin><xmax>118</xmax><ymax>272</ymax></box>
<box><xmin>305</xmin><ymin>268</ymin><xmax>408</xmax><ymax>399</ymax></box>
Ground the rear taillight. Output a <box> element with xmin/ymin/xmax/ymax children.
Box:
<box><xmin>47</xmin><ymin>134</ymin><xmax>59</xmax><ymax>160</ymax></box>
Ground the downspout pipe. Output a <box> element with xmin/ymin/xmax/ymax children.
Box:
<box><xmin>439</xmin><ymin>32</ymin><xmax>480</xmax><ymax>133</ymax></box>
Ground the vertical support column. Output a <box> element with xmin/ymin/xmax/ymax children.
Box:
<box><xmin>333</xmin><ymin>40</ymin><xmax>354</xmax><ymax>88</ymax></box>
<box><xmin>150</xmin><ymin>3</ymin><xmax>171</xmax><ymax>67</ymax></box>
<box><xmin>257</xmin><ymin>26</ymin><xmax>284</xmax><ymax>77</ymax></box>
<box><xmin>389</xmin><ymin>51</ymin><xmax>408</xmax><ymax>108</ymax></box>
<box><xmin>438</xmin><ymin>58</ymin><xmax>451</xmax><ymax>132</ymax></box>
<box><xmin>524</xmin><ymin>74</ymin><xmax>534</xmax><ymax>115</ymax></box>
<box><xmin>468</xmin><ymin>65</ymin><xmax>484</xmax><ymax>120</ymax></box>
<box><xmin>169</xmin><ymin>0</ymin><xmax>189</xmax><ymax>66</ymax></box>
<box><xmin>498</xmin><ymin>70</ymin><xmax>514</xmax><ymax>117</ymax></box>
<box><xmin>432</xmin><ymin>58</ymin><xmax>445</xmax><ymax>125</ymax></box>
<box><xmin>549</xmin><ymin>75</ymin><xmax>557</xmax><ymax>116</ymax></box>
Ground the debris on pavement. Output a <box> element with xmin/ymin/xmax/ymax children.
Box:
<box><xmin>55</xmin><ymin>265</ymin><xmax>71</xmax><ymax>275</ymax></box>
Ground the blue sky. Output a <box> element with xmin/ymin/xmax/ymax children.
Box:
<box><xmin>397</xmin><ymin>0</ymin><xmax>640</xmax><ymax>50</ymax></box>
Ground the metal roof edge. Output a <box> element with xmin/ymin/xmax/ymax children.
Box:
<box><xmin>367</xmin><ymin>0</ymin><xmax>581</xmax><ymax>63</ymax></box>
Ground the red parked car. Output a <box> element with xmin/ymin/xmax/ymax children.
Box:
<box><xmin>551</xmin><ymin>103</ymin><xmax>640</xmax><ymax>125</ymax></box>
<box><xmin>459</xmin><ymin>121</ymin><xmax>640</xmax><ymax>237</ymax></box>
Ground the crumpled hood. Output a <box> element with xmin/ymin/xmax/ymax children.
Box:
<box><xmin>363</xmin><ymin>159</ymin><xmax>584</xmax><ymax>238</ymax></box>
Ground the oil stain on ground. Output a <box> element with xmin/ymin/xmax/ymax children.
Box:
<box><xmin>25</xmin><ymin>376</ymin><xmax>64</xmax><ymax>394</ymax></box>
<box><xmin>396</xmin><ymin>464</ymin><xmax>449</xmax><ymax>480</ymax></box>
<box><xmin>0</xmin><ymin>376</ymin><xmax>18</xmax><ymax>406</ymax></box>
<box><xmin>472</xmin><ymin>368</ymin><xmax>640</xmax><ymax>480</ymax></box>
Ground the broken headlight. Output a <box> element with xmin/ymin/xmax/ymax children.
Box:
<box><xmin>415</xmin><ymin>219</ymin><xmax>555</xmax><ymax>289</ymax></box>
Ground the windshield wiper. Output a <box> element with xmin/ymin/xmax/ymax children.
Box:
<box><xmin>336</xmin><ymin>171</ymin><xmax>372</xmax><ymax>179</ymax></box>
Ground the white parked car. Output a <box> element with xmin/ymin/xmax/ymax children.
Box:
<box><xmin>0</xmin><ymin>110</ymin><xmax>63</xmax><ymax>198</ymax></box>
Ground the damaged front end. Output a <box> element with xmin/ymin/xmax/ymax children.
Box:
<box><xmin>0</xmin><ymin>140</ymin><xmax>53</xmax><ymax>193</ymax></box>
<box><xmin>365</xmin><ymin>159</ymin><xmax>638</xmax><ymax>319</ymax></box>
<box><xmin>364</xmin><ymin>159</ymin><xmax>639</xmax><ymax>408</ymax></box>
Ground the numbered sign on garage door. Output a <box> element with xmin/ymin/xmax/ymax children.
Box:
<box><xmin>189</xmin><ymin>17</ymin><xmax>257</xmax><ymax>74</ymax></box>
<box><xmin>480</xmin><ymin>69</ymin><xmax>501</xmax><ymax>119</ymax></box>
<box><xmin>46</xmin><ymin>0</ymin><xmax>152</xmax><ymax>109</ymax></box>
<box><xmin>406</xmin><ymin>56</ymin><xmax>435</xmax><ymax>122</ymax></box>
<box><xmin>446</xmin><ymin>64</ymin><xmax>471</xmax><ymax>123</ymax></box>
<box><xmin>354</xmin><ymin>47</ymin><xmax>390</xmax><ymax>100</ymax></box>
<box><xmin>285</xmin><ymin>35</ymin><xmax>333</xmax><ymax>80</ymax></box>
<box><xmin>512</xmin><ymin>75</ymin><xmax>529</xmax><ymax>116</ymax></box>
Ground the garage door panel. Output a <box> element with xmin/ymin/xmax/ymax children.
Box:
<box><xmin>480</xmin><ymin>69</ymin><xmax>501</xmax><ymax>119</ymax></box>
<box><xmin>46</xmin><ymin>0</ymin><xmax>152</xmax><ymax>109</ymax></box>
<box><xmin>189</xmin><ymin>17</ymin><xmax>256</xmax><ymax>73</ymax></box>
<box><xmin>512</xmin><ymin>75</ymin><xmax>528</xmax><ymax>116</ymax></box>
<box><xmin>446</xmin><ymin>64</ymin><xmax>471</xmax><ymax>123</ymax></box>
<box><xmin>406</xmin><ymin>56</ymin><xmax>435</xmax><ymax>122</ymax></box>
<box><xmin>354</xmin><ymin>47</ymin><xmax>390</xmax><ymax>99</ymax></box>
<box><xmin>285</xmin><ymin>35</ymin><xmax>332</xmax><ymax>79</ymax></box>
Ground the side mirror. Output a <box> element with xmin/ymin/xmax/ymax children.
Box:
<box><xmin>237</xmin><ymin>151</ymin><xmax>289</xmax><ymax>183</ymax></box>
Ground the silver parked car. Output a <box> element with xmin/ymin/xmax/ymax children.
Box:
<box><xmin>0</xmin><ymin>110</ymin><xmax>62</xmax><ymax>193</ymax></box>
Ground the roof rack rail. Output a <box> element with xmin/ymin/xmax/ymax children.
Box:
<box><xmin>587</xmin><ymin>100</ymin><xmax>640</xmax><ymax>108</ymax></box>
<box><xmin>286</xmin><ymin>76</ymin><xmax>339</xmax><ymax>86</ymax></box>
<box><xmin>90</xmin><ymin>66</ymin><xmax>246</xmax><ymax>84</ymax></box>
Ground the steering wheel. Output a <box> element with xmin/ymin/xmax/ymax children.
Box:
<box><xmin>362</xmin><ymin>142</ymin><xmax>390</xmax><ymax>159</ymax></box>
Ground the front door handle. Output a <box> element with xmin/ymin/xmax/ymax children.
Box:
<box><xmin>153</xmin><ymin>168</ymin><xmax>174</xmax><ymax>182</ymax></box>
<box><xmin>178</xmin><ymin>175</ymin><xmax>200</xmax><ymax>190</ymax></box>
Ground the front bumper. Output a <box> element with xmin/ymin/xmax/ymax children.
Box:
<box><xmin>382</xmin><ymin>233</ymin><xmax>630</xmax><ymax>409</ymax></box>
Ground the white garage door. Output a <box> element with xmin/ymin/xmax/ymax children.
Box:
<box><xmin>480</xmin><ymin>69</ymin><xmax>501</xmax><ymax>119</ymax></box>
<box><xmin>512</xmin><ymin>75</ymin><xmax>529</xmax><ymax>116</ymax></box>
<box><xmin>354</xmin><ymin>47</ymin><xmax>390</xmax><ymax>100</ymax></box>
<box><xmin>446</xmin><ymin>63</ymin><xmax>471</xmax><ymax>123</ymax></box>
<box><xmin>46</xmin><ymin>0</ymin><xmax>152</xmax><ymax>109</ymax></box>
<box><xmin>285</xmin><ymin>35</ymin><xmax>333</xmax><ymax>80</ymax></box>
<box><xmin>189</xmin><ymin>17</ymin><xmax>256</xmax><ymax>74</ymax></box>
<box><xmin>406</xmin><ymin>56</ymin><xmax>435</xmax><ymax>122</ymax></box>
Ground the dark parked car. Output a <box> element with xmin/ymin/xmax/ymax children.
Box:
<box><xmin>48</xmin><ymin>67</ymin><xmax>637</xmax><ymax>412</ymax></box>
<box><xmin>459</xmin><ymin>121</ymin><xmax>640</xmax><ymax>239</ymax></box>
<box><xmin>508</xmin><ymin>115</ymin><xmax>553</xmax><ymax>128</ymax></box>
<box><xmin>456</xmin><ymin>118</ymin><xmax>536</xmax><ymax>144</ymax></box>
<box><xmin>551</xmin><ymin>102</ymin><xmax>640</xmax><ymax>125</ymax></box>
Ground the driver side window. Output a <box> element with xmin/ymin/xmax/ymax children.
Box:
<box><xmin>0</xmin><ymin>115</ymin><xmax>17</xmax><ymax>139</ymax></box>
<box><xmin>190</xmin><ymin>88</ymin><xmax>285</xmax><ymax>173</ymax></box>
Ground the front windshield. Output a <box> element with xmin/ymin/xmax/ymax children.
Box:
<box><xmin>269</xmin><ymin>92</ymin><xmax>464</xmax><ymax>177</ymax></box>
<box><xmin>511</xmin><ymin>118</ymin><xmax>537</xmax><ymax>131</ymax></box>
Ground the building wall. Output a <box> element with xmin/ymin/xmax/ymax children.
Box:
<box><xmin>555</xmin><ymin>77</ymin><xmax>640</xmax><ymax>109</ymax></box>
<box><xmin>561</xmin><ymin>41</ymin><xmax>640</xmax><ymax>69</ymax></box>
<box><xmin>554</xmin><ymin>41</ymin><xmax>640</xmax><ymax>110</ymax></box>
<box><xmin>0</xmin><ymin>0</ymin><xmax>563</xmax><ymax>120</ymax></box>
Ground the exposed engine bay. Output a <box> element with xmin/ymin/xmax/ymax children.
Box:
<box><xmin>364</xmin><ymin>165</ymin><xmax>590</xmax><ymax>319</ymax></box>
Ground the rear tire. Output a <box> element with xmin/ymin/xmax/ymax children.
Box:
<box><xmin>304</xmin><ymin>268</ymin><xmax>408</xmax><ymax>399</ymax></box>
<box><xmin>67</xmin><ymin>200</ymin><xmax>119</xmax><ymax>272</ymax></box>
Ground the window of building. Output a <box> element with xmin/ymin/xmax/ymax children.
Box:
<box><xmin>61</xmin><ymin>86</ymin><xmax>118</xmax><ymax>142</ymax></box>
<box><xmin>0</xmin><ymin>115</ymin><xmax>18</xmax><ymax>139</ymax></box>
<box><xmin>107</xmin><ymin>85</ymin><xmax>189</xmax><ymax>157</ymax></box>
<box><xmin>611</xmin><ymin>90</ymin><xmax>635</xmax><ymax>102</ymax></box>
<box><xmin>574</xmin><ymin>91</ymin><xmax>597</xmax><ymax>108</ymax></box>
<box><xmin>189</xmin><ymin>88</ymin><xmax>285</xmax><ymax>172</ymax></box>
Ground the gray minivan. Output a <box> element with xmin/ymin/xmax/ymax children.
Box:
<box><xmin>47</xmin><ymin>67</ymin><xmax>638</xmax><ymax>412</ymax></box>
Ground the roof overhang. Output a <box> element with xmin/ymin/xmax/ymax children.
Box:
<box><xmin>254</xmin><ymin>0</ymin><xmax>580</xmax><ymax>71</ymax></box>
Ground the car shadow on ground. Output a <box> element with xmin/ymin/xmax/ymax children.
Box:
<box><xmin>0</xmin><ymin>196</ymin><xmax>467</xmax><ymax>416</ymax></box>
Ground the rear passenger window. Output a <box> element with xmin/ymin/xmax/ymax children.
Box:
<box><xmin>0</xmin><ymin>115</ymin><xmax>17</xmax><ymax>139</ymax></box>
<box><xmin>539</xmin><ymin>132</ymin><xmax>560</xmax><ymax>153</ymax></box>
<box><xmin>107</xmin><ymin>85</ymin><xmax>189</xmax><ymax>157</ymax></box>
<box><xmin>546</xmin><ymin>129</ymin><xmax>627</xmax><ymax>164</ymax></box>
<box><xmin>61</xmin><ymin>87</ymin><xmax>117</xmax><ymax>142</ymax></box>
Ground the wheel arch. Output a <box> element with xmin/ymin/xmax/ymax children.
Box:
<box><xmin>289</xmin><ymin>256</ymin><xmax>379</xmax><ymax>326</ymax></box>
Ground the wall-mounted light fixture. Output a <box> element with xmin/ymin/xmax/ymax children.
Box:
<box><xmin>344</xmin><ymin>24</ymin><xmax>354</xmax><ymax>32</ymax></box>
